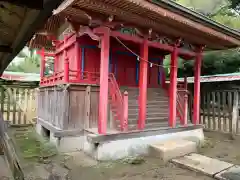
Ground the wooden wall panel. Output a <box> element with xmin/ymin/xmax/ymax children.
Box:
<box><xmin>38</xmin><ymin>87</ymin><xmax>67</xmax><ymax>129</ymax></box>
<box><xmin>89</xmin><ymin>86</ymin><xmax>99</xmax><ymax>128</ymax></box>
<box><xmin>69</xmin><ymin>87</ymin><xmax>85</xmax><ymax>129</ymax></box>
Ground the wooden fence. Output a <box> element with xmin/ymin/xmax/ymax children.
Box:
<box><xmin>0</xmin><ymin>85</ymin><xmax>37</xmax><ymax>125</ymax></box>
<box><xmin>201</xmin><ymin>90</ymin><xmax>240</xmax><ymax>135</ymax></box>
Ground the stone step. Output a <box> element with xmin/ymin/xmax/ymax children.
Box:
<box><xmin>128</xmin><ymin>101</ymin><xmax>168</xmax><ymax>107</ymax></box>
<box><xmin>117</xmin><ymin>121</ymin><xmax>169</xmax><ymax>131</ymax></box>
<box><xmin>126</xmin><ymin>92</ymin><xmax>167</xmax><ymax>95</ymax></box>
<box><xmin>128</xmin><ymin>108</ymin><xmax>169</xmax><ymax>114</ymax></box>
<box><xmin>128</xmin><ymin>97</ymin><xmax>169</xmax><ymax>101</ymax></box>
<box><xmin>128</xmin><ymin>112</ymin><xmax>168</xmax><ymax>119</ymax></box>
<box><xmin>113</xmin><ymin>117</ymin><xmax>169</xmax><ymax>125</ymax></box>
<box><xmin>172</xmin><ymin>153</ymin><xmax>234</xmax><ymax>177</ymax></box>
<box><xmin>149</xmin><ymin>139</ymin><xmax>197</xmax><ymax>162</ymax></box>
<box><xmin>128</xmin><ymin>116</ymin><xmax>169</xmax><ymax>123</ymax></box>
<box><xmin>121</xmin><ymin>88</ymin><xmax>166</xmax><ymax>92</ymax></box>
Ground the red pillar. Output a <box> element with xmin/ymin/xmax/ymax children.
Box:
<box><xmin>160</xmin><ymin>57</ymin><xmax>166</xmax><ymax>89</ymax></box>
<box><xmin>122</xmin><ymin>91</ymin><xmax>129</xmax><ymax>131</ymax></box>
<box><xmin>193</xmin><ymin>49</ymin><xmax>203</xmax><ymax>125</ymax></box>
<box><xmin>98</xmin><ymin>28</ymin><xmax>110</xmax><ymax>134</ymax></box>
<box><xmin>39</xmin><ymin>48</ymin><xmax>45</xmax><ymax>84</ymax></box>
<box><xmin>183</xmin><ymin>76</ymin><xmax>188</xmax><ymax>126</ymax></box>
<box><xmin>138</xmin><ymin>39</ymin><xmax>148</xmax><ymax>130</ymax></box>
<box><xmin>169</xmin><ymin>46</ymin><xmax>179</xmax><ymax>128</ymax></box>
<box><xmin>75</xmin><ymin>40</ymin><xmax>81</xmax><ymax>81</ymax></box>
<box><xmin>63</xmin><ymin>36</ymin><xmax>69</xmax><ymax>83</ymax></box>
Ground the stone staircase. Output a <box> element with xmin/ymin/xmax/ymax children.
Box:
<box><xmin>113</xmin><ymin>87</ymin><xmax>180</xmax><ymax>130</ymax></box>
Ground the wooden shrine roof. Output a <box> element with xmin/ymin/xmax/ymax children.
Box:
<box><xmin>1</xmin><ymin>71</ymin><xmax>40</xmax><ymax>82</ymax></box>
<box><xmin>0</xmin><ymin>0</ymin><xmax>64</xmax><ymax>74</ymax></box>
<box><xmin>29</xmin><ymin>0</ymin><xmax>240</xmax><ymax>51</ymax></box>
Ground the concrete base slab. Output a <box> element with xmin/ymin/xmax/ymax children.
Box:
<box><xmin>36</xmin><ymin>123</ymin><xmax>85</xmax><ymax>153</ymax></box>
<box><xmin>149</xmin><ymin>139</ymin><xmax>197</xmax><ymax>162</ymax></box>
<box><xmin>215</xmin><ymin>165</ymin><xmax>240</xmax><ymax>180</ymax></box>
<box><xmin>84</xmin><ymin>128</ymin><xmax>204</xmax><ymax>161</ymax></box>
<box><xmin>172</xmin><ymin>153</ymin><xmax>233</xmax><ymax>176</ymax></box>
<box><xmin>36</xmin><ymin>120</ymin><xmax>204</xmax><ymax>161</ymax></box>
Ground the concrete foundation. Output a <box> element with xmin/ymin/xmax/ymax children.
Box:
<box><xmin>36</xmin><ymin>123</ymin><xmax>84</xmax><ymax>152</ymax></box>
<box><xmin>36</xmin><ymin>121</ymin><xmax>204</xmax><ymax>161</ymax></box>
<box><xmin>83</xmin><ymin>128</ymin><xmax>204</xmax><ymax>161</ymax></box>
<box><xmin>149</xmin><ymin>139</ymin><xmax>197</xmax><ymax>162</ymax></box>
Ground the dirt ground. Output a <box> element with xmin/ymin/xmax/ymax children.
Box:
<box><xmin>6</xmin><ymin>126</ymin><xmax>215</xmax><ymax>180</ymax></box>
<box><xmin>65</xmin><ymin>152</ymin><xmax>213</xmax><ymax>180</ymax></box>
<box><xmin>199</xmin><ymin>131</ymin><xmax>240</xmax><ymax>165</ymax></box>
<box><xmin>11</xmin><ymin>126</ymin><xmax>240</xmax><ymax>180</ymax></box>
<box><xmin>5</xmin><ymin>127</ymin><xmax>240</xmax><ymax>180</ymax></box>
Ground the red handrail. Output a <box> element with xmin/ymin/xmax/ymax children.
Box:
<box><xmin>41</xmin><ymin>71</ymin><xmax>128</xmax><ymax>130</ymax></box>
<box><xmin>177</xmin><ymin>89</ymin><xmax>189</xmax><ymax>126</ymax></box>
<box><xmin>109</xmin><ymin>73</ymin><xmax>128</xmax><ymax>131</ymax></box>
<box><xmin>165</xmin><ymin>81</ymin><xmax>189</xmax><ymax>126</ymax></box>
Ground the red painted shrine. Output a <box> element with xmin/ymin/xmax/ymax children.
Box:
<box><xmin>31</xmin><ymin>0</ymin><xmax>240</xmax><ymax>137</ymax></box>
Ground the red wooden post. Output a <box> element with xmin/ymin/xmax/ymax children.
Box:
<box><xmin>98</xmin><ymin>28</ymin><xmax>110</xmax><ymax>134</ymax></box>
<box><xmin>64</xmin><ymin>57</ymin><xmax>69</xmax><ymax>83</ymax></box>
<box><xmin>183</xmin><ymin>76</ymin><xmax>188</xmax><ymax>126</ymax></box>
<box><xmin>122</xmin><ymin>91</ymin><xmax>128</xmax><ymax>131</ymax></box>
<box><xmin>161</xmin><ymin>58</ymin><xmax>166</xmax><ymax>89</ymax></box>
<box><xmin>75</xmin><ymin>40</ymin><xmax>81</xmax><ymax>81</ymax></box>
<box><xmin>39</xmin><ymin>48</ymin><xmax>45</xmax><ymax>84</ymax></box>
<box><xmin>138</xmin><ymin>39</ymin><xmax>148</xmax><ymax>130</ymax></box>
<box><xmin>169</xmin><ymin>46</ymin><xmax>179</xmax><ymax>128</ymax></box>
<box><xmin>63</xmin><ymin>35</ymin><xmax>69</xmax><ymax>83</ymax></box>
<box><xmin>193</xmin><ymin>49</ymin><xmax>203</xmax><ymax>125</ymax></box>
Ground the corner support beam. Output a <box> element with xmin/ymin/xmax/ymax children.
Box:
<box><xmin>138</xmin><ymin>39</ymin><xmax>148</xmax><ymax>130</ymax></box>
<box><xmin>98</xmin><ymin>27</ymin><xmax>110</xmax><ymax>134</ymax></box>
<box><xmin>169</xmin><ymin>42</ymin><xmax>179</xmax><ymax>128</ymax></box>
<box><xmin>193</xmin><ymin>46</ymin><xmax>204</xmax><ymax>125</ymax></box>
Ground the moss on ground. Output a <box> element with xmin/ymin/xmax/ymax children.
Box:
<box><xmin>10</xmin><ymin>127</ymin><xmax>57</xmax><ymax>162</ymax></box>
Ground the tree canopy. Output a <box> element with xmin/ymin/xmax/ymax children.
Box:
<box><xmin>5</xmin><ymin>0</ymin><xmax>240</xmax><ymax>77</ymax></box>
<box><xmin>6</xmin><ymin>49</ymin><xmax>53</xmax><ymax>75</ymax></box>
<box><xmin>167</xmin><ymin>0</ymin><xmax>240</xmax><ymax>78</ymax></box>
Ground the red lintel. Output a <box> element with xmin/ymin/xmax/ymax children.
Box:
<box><xmin>110</xmin><ymin>30</ymin><xmax>196</xmax><ymax>58</ymax></box>
<box><xmin>55</xmin><ymin>33</ymin><xmax>76</xmax><ymax>55</ymax></box>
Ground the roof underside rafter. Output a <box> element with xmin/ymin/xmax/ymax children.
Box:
<box><xmin>28</xmin><ymin>0</ymin><xmax>240</xmax><ymax>52</ymax></box>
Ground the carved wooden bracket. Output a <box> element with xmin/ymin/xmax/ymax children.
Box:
<box><xmin>78</xmin><ymin>26</ymin><xmax>100</xmax><ymax>41</ymax></box>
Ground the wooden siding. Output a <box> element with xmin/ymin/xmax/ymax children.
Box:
<box><xmin>0</xmin><ymin>85</ymin><xmax>36</xmax><ymax>125</ymax></box>
<box><xmin>200</xmin><ymin>90</ymin><xmax>240</xmax><ymax>136</ymax></box>
<box><xmin>37</xmin><ymin>84</ymin><xmax>101</xmax><ymax>130</ymax></box>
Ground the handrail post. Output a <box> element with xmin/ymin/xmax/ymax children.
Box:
<box><xmin>183</xmin><ymin>76</ymin><xmax>188</xmax><ymax>126</ymax></box>
<box><xmin>64</xmin><ymin>57</ymin><xmax>69</xmax><ymax>83</ymax></box>
<box><xmin>183</xmin><ymin>92</ymin><xmax>188</xmax><ymax>126</ymax></box>
<box><xmin>122</xmin><ymin>91</ymin><xmax>128</xmax><ymax>131</ymax></box>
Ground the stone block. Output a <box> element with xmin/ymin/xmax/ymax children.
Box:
<box><xmin>172</xmin><ymin>153</ymin><xmax>233</xmax><ymax>176</ymax></box>
<box><xmin>149</xmin><ymin>139</ymin><xmax>197</xmax><ymax>162</ymax></box>
<box><xmin>215</xmin><ymin>165</ymin><xmax>240</xmax><ymax>180</ymax></box>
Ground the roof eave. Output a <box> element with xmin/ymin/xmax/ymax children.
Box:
<box><xmin>0</xmin><ymin>0</ymin><xmax>64</xmax><ymax>75</ymax></box>
<box><xmin>150</xmin><ymin>0</ymin><xmax>240</xmax><ymax>43</ymax></box>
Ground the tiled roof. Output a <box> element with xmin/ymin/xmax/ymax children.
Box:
<box><xmin>1</xmin><ymin>71</ymin><xmax>40</xmax><ymax>82</ymax></box>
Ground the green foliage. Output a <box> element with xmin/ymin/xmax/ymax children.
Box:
<box><xmin>7</xmin><ymin>49</ymin><xmax>40</xmax><ymax>73</ymax></box>
<box><xmin>172</xmin><ymin>49</ymin><xmax>240</xmax><ymax>77</ymax></box>
<box><xmin>170</xmin><ymin>0</ymin><xmax>240</xmax><ymax>77</ymax></box>
<box><xmin>175</xmin><ymin>0</ymin><xmax>240</xmax><ymax>29</ymax></box>
<box><xmin>229</xmin><ymin>0</ymin><xmax>240</xmax><ymax>10</ymax></box>
<box><xmin>6</xmin><ymin>48</ymin><xmax>53</xmax><ymax>75</ymax></box>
